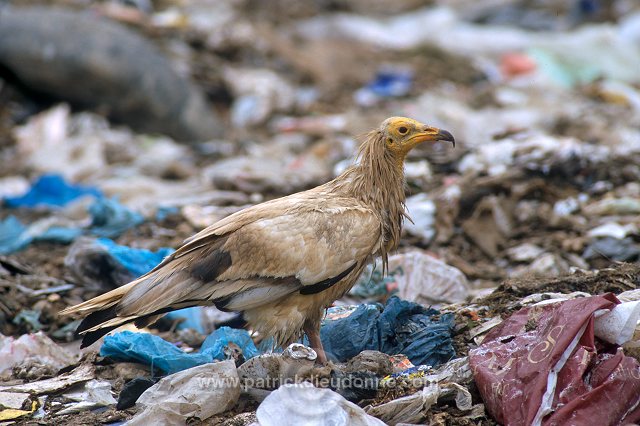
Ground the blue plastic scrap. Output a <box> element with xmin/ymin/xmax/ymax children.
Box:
<box><xmin>365</xmin><ymin>68</ymin><xmax>413</xmax><ymax>97</ymax></box>
<box><xmin>89</xmin><ymin>239</ymin><xmax>204</xmax><ymax>332</ymax></box>
<box><xmin>0</xmin><ymin>198</ymin><xmax>144</xmax><ymax>255</ymax></box>
<box><xmin>89</xmin><ymin>198</ymin><xmax>144</xmax><ymax>238</ymax></box>
<box><xmin>0</xmin><ymin>216</ymin><xmax>82</xmax><ymax>254</ymax></box>
<box><xmin>201</xmin><ymin>326</ymin><xmax>261</xmax><ymax>360</ymax></box>
<box><xmin>39</xmin><ymin>226</ymin><xmax>83</xmax><ymax>243</ymax></box>
<box><xmin>0</xmin><ymin>174</ymin><xmax>144</xmax><ymax>254</ymax></box>
<box><xmin>320</xmin><ymin>296</ymin><xmax>456</xmax><ymax>366</ymax></box>
<box><xmin>0</xmin><ymin>216</ymin><xmax>29</xmax><ymax>254</ymax></box>
<box><xmin>100</xmin><ymin>327</ymin><xmax>261</xmax><ymax>375</ymax></box>
<box><xmin>3</xmin><ymin>174</ymin><xmax>102</xmax><ymax>208</ymax></box>
<box><xmin>349</xmin><ymin>264</ymin><xmax>401</xmax><ymax>300</ymax></box>
<box><xmin>155</xmin><ymin>206</ymin><xmax>179</xmax><ymax>222</ymax></box>
<box><xmin>12</xmin><ymin>309</ymin><xmax>44</xmax><ymax>331</ymax></box>
<box><xmin>164</xmin><ymin>307</ymin><xmax>207</xmax><ymax>334</ymax></box>
<box><xmin>354</xmin><ymin>67</ymin><xmax>413</xmax><ymax>106</ymax></box>
<box><xmin>95</xmin><ymin>238</ymin><xmax>173</xmax><ymax>277</ymax></box>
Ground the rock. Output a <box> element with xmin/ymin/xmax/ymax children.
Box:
<box><xmin>506</xmin><ymin>243</ymin><xmax>545</xmax><ymax>262</ymax></box>
<box><xmin>345</xmin><ymin>350</ymin><xmax>393</xmax><ymax>377</ymax></box>
<box><xmin>513</xmin><ymin>253</ymin><xmax>570</xmax><ymax>278</ymax></box>
<box><xmin>583</xmin><ymin>237</ymin><xmax>640</xmax><ymax>262</ymax></box>
<box><xmin>116</xmin><ymin>377</ymin><xmax>155</xmax><ymax>410</ymax></box>
<box><xmin>221</xmin><ymin>412</ymin><xmax>258</xmax><ymax>426</ymax></box>
<box><xmin>330</xmin><ymin>370</ymin><xmax>380</xmax><ymax>402</ymax></box>
<box><xmin>0</xmin><ymin>392</ymin><xmax>31</xmax><ymax>410</ymax></box>
<box><xmin>0</xmin><ymin>6</ymin><xmax>221</xmax><ymax>141</ymax></box>
<box><xmin>112</xmin><ymin>363</ymin><xmax>151</xmax><ymax>382</ymax></box>
<box><xmin>238</xmin><ymin>343</ymin><xmax>317</xmax><ymax>399</ymax></box>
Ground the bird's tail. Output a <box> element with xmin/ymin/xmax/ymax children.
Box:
<box><xmin>60</xmin><ymin>280</ymin><xmax>138</xmax><ymax>348</ymax></box>
<box><xmin>60</xmin><ymin>239</ymin><xmax>302</xmax><ymax>347</ymax></box>
<box><xmin>60</xmin><ymin>268</ymin><xmax>203</xmax><ymax>348</ymax></box>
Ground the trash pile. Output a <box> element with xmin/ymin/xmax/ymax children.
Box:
<box><xmin>1</xmin><ymin>0</ymin><xmax>640</xmax><ymax>424</ymax></box>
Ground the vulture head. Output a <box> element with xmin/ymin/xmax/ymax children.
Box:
<box><xmin>378</xmin><ymin>116</ymin><xmax>455</xmax><ymax>163</ymax></box>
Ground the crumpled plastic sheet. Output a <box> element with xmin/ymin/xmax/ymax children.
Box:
<box><xmin>164</xmin><ymin>306</ymin><xmax>213</xmax><ymax>334</ymax></box>
<box><xmin>100</xmin><ymin>327</ymin><xmax>261</xmax><ymax>375</ymax></box>
<box><xmin>2</xmin><ymin>174</ymin><xmax>101</xmax><ymax>208</ymax></box>
<box><xmin>256</xmin><ymin>382</ymin><xmax>385</xmax><ymax>426</ymax></box>
<box><xmin>390</xmin><ymin>251</ymin><xmax>469</xmax><ymax>306</ymax></box>
<box><xmin>65</xmin><ymin>237</ymin><xmax>167</xmax><ymax>290</ymax></box>
<box><xmin>0</xmin><ymin>364</ymin><xmax>95</xmax><ymax>395</ymax></box>
<box><xmin>349</xmin><ymin>251</ymin><xmax>469</xmax><ymax>306</ymax></box>
<box><xmin>128</xmin><ymin>360</ymin><xmax>240</xmax><ymax>425</ymax></box>
<box><xmin>0</xmin><ymin>332</ymin><xmax>78</xmax><ymax>376</ymax></box>
<box><xmin>88</xmin><ymin>197</ymin><xmax>144</xmax><ymax>238</ymax></box>
<box><xmin>366</xmin><ymin>382</ymin><xmax>472</xmax><ymax>425</ymax></box>
<box><xmin>56</xmin><ymin>379</ymin><xmax>117</xmax><ymax>415</ymax></box>
<box><xmin>403</xmin><ymin>193</ymin><xmax>436</xmax><ymax>244</ymax></box>
<box><xmin>92</xmin><ymin>238</ymin><xmax>173</xmax><ymax>277</ymax></box>
<box><xmin>319</xmin><ymin>296</ymin><xmax>456</xmax><ymax>366</ymax></box>
<box><xmin>0</xmin><ymin>216</ymin><xmax>82</xmax><ymax>254</ymax></box>
<box><xmin>0</xmin><ymin>216</ymin><xmax>29</xmax><ymax>254</ymax></box>
<box><xmin>0</xmin><ymin>198</ymin><xmax>143</xmax><ymax>254</ymax></box>
<box><xmin>469</xmin><ymin>293</ymin><xmax>640</xmax><ymax>426</ymax></box>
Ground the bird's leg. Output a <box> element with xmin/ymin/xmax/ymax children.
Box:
<box><xmin>303</xmin><ymin>322</ymin><xmax>327</xmax><ymax>364</ymax></box>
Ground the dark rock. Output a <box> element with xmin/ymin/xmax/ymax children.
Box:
<box><xmin>330</xmin><ymin>370</ymin><xmax>379</xmax><ymax>402</ymax></box>
<box><xmin>116</xmin><ymin>377</ymin><xmax>155</xmax><ymax>410</ymax></box>
<box><xmin>345</xmin><ymin>350</ymin><xmax>393</xmax><ymax>377</ymax></box>
<box><xmin>583</xmin><ymin>237</ymin><xmax>640</xmax><ymax>262</ymax></box>
<box><xmin>0</xmin><ymin>6</ymin><xmax>222</xmax><ymax>142</ymax></box>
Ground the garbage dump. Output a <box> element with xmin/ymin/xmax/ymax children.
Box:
<box><xmin>1</xmin><ymin>0</ymin><xmax>640</xmax><ymax>424</ymax></box>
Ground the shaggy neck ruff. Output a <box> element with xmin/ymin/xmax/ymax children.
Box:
<box><xmin>330</xmin><ymin>130</ymin><xmax>408</xmax><ymax>271</ymax></box>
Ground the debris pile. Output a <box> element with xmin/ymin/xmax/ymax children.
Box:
<box><xmin>1</xmin><ymin>0</ymin><xmax>640</xmax><ymax>424</ymax></box>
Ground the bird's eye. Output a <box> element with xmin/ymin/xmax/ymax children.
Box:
<box><xmin>398</xmin><ymin>126</ymin><xmax>408</xmax><ymax>134</ymax></box>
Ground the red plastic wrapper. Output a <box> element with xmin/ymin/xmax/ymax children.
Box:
<box><xmin>470</xmin><ymin>294</ymin><xmax>640</xmax><ymax>426</ymax></box>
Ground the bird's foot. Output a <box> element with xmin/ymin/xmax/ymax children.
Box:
<box><xmin>303</xmin><ymin>324</ymin><xmax>327</xmax><ymax>364</ymax></box>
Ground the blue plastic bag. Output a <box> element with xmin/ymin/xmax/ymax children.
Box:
<box><xmin>0</xmin><ymin>216</ymin><xmax>82</xmax><ymax>254</ymax></box>
<box><xmin>100</xmin><ymin>327</ymin><xmax>261</xmax><ymax>375</ymax></box>
<box><xmin>4</xmin><ymin>174</ymin><xmax>102</xmax><ymax>208</ymax></box>
<box><xmin>0</xmin><ymin>216</ymin><xmax>29</xmax><ymax>254</ymax></box>
<box><xmin>164</xmin><ymin>307</ymin><xmax>207</xmax><ymax>334</ymax></box>
<box><xmin>95</xmin><ymin>238</ymin><xmax>173</xmax><ymax>277</ymax></box>
<box><xmin>320</xmin><ymin>296</ymin><xmax>456</xmax><ymax>366</ymax></box>
<box><xmin>89</xmin><ymin>198</ymin><xmax>144</xmax><ymax>238</ymax></box>
<box><xmin>0</xmin><ymin>174</ymin><xmax>144</xmax><ymax>253</ymax></box>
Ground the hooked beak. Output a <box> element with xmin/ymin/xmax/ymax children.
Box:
<box><xmin>411</xmin><ymin>127</ymin><xmax>456</xmax><ymax>147</ymax></box>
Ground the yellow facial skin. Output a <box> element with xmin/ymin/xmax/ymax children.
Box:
<box><xmin>381</xmin><ymin>117</ymin><xmax>455</xmax><ymax>161</ymax></box>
